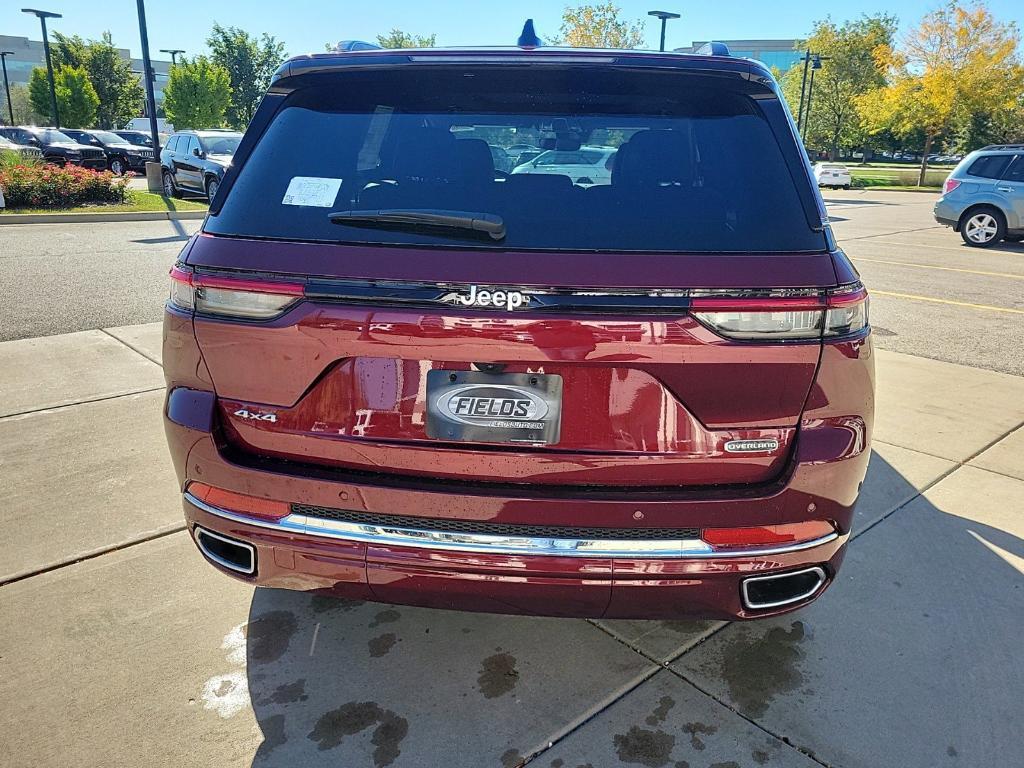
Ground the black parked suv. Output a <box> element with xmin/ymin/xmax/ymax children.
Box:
<box><xmin>160</xmin><ymin>129</ymin><xmax>243</xmax><ymax>201</ymax></box>
<box><xmin>62</xmin><ymin>129</ymin><xmax>154</xmax><ymax>175</ymax></box>
<box><xmin>113</xmin><ymin>130</ymin><xmax>155</xmax><ymax>148</ymax></box>
<box><xmin>0</xmin><ymin>126</ymin><xmax>107</xmax><ymax>169</ymax></box>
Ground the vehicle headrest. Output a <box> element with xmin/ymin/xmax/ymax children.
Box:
<box><xmin>453</xmin><ymin>138</ymin><xmax>495</xmax><ymax>183</ymax></box>
<box><xmin>390</xmin><ymin>127</ymin><xmax>458</xmax><ymax>181</ymax></box>
<box><xmin>613</xmin><ymin>130</ymin><xmax>693</xmax><ymax>187</ymax></box>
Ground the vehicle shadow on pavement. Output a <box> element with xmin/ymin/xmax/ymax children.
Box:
<box><xmin>231</xmin><ymin>452</ymin><xmax>1023</xmax><ymax>768</ymax></box>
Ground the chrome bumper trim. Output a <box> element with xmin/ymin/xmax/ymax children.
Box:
<box><xmin>184</xmin><ymin>492</ymin><xmax>841</xmax><ymax>559</ymax></box>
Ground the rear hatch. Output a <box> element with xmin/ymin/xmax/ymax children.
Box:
<box><xmin>184</xmin><ymin>54</ymin><xmax>837</xmax><ymax>490</ymax></box>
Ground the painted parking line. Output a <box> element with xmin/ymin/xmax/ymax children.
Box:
<box><xmin>871</xmin><ymin>290</ymin><xmax>1024</xmax><ymax>315</ymax></box>
<box><xmin>851</xmin><ymin>256</ymin><xmax>1024</xmax><ymax>281</ymax></box>
<box><xmin>850</xmin><ymin>236</ymin><xmax>1024</xmax><ymax>256</ymax></box>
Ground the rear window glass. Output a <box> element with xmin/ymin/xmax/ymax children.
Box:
<box><xmin>207</xmin><ymin>67</ymin><xmax>823</xmax><ymax>253</ymax></box>
<box><xmin>967</xmin><ymin>154</ymin><xmax>1012</xmax><ymax>179</ymax></box>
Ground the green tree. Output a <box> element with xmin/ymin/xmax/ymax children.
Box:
<box><xmin>207</xmin><ymin>23</ymin><xmax>286</xmax><ymax>129</ymax></box>
<box><xmin>163</xmin><ymin>56</ymin><xmax>232</xmax><ymax>130</ymax></box>
<box><xmin>48</xmin><ymin>32</ymin><xmax>145</xmax><ymax>129</ymax></box>
<box><xmin>781</xmin><ymin>15</ymin><xmax>897</xmax><ymax>159</ymax></box>
<box><xmin>375</xmin><ymin>29</ymin><xmax>437</xmax><ymax>48</ymax></box>
<box><xmin>3</xmin><ymin>83</ymin><xmax>44</xmax><ymax>125</ymax></box>
<box><xmin>29</xmin><ymin>65</ymin><xmax>100</xmax><ymax>128</ymax></box>
<box><xmin>553</xmin><ymin>3</ymin><xmax>646</xmax><ymax>48</ymax></box>
<box><xmin>857</xmin><ymin>2</ymin><xmax>1024</xmax><ymax>184</ymax></box>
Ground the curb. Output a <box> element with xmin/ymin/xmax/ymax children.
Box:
<box><xmin>0</xmin><ymin>209</ymin><xmax>207</xmax><ymax>225</ymax></box>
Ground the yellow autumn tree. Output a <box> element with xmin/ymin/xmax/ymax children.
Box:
<box><xmin>555</xmin><ymin>3</ymin><xmax>646</xmax><ymax>49</ymax></box>
<box><xmin>857</xmin><ymin>2</ymin><xmax>1024</xmax><ymax>185</ymax></box>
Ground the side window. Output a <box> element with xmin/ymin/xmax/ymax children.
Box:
<box><xmin>166</xmin><ymin>136</ymin><xmax>179</xmax><ymax>152</ymax></box>
<box><xmin>1001</xmin><ymin>156</ymin><xmax>1024</xmax><ymax>183</ymax></box>
<box><xmin>186</xmin><ymin>136</ymin><xmax>199</xmax><ymax>155</ymax></box>
<box><xmin>967</xmin><ymin>154</ymin><xmax>1012</xmax><ymax>180</ymax></box>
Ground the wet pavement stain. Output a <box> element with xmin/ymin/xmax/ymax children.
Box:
<box><xmin>478</xmin><ymin>652</ymin><xmax>520</xmax><ymax>699</ymax></box>
<box><xmin>613</xmin><ymin>725</ymin><xmax>676</xmax><ymax>767</ymax></box>
<box><xmin>720</xmin><ymin>621</ymin><xmax>808</xmax><ymax>718</ymax></box>
<box><xmin>673</xmin><ymin>762</ymin><xmax>689</xmax><ymax>768</ymax></box>
<box><xmin>645</xmin><ymin>696</ymin><xmax>675</xmax><ymax>726</ymax></box>
<box><xmin>947</xmin><ymin>745</ymin><xmax>958</xmax><ymax>758</ymax></box>
<box><xmin>550</xmin><ymin>760</ymin><xmax>564</xmax><ymax>768</ymax></box>
<box><xmin>751</xmin><ymin>749</ymin><xmax>770</xmax><ymax>764</ymax></box>
<box><xmin>681</xmin><ymin>721</ymin><xmax>717</xmax><ymax>751</ymax></box>
<box><xmin>369</xmin><ymin>609</ymin><xmax>401</xmax><ymax>629</ymax></box>
<box><xmin>260</xmin><ymin>713</ymin><xmax>287</xmax><ymax>753</ymax></box>
<box><xmin>244</xmin><ymin>610</ymin><xmax>299</xmax><ymax>665</ymax></box>
<box><xmin>500</xmin><ymin>747</ymin><xmax>524</xmax><ymax>767</ymax></box>
<box><xmin>368</xmin><ymin>632</ymin><xmax>398</xmax><ymax>658</ymax></box>
<box><xmin>258</xmin><ymin>679</ymin><xmax>308</xmax><ymax>706</ymax></box>
<box><xmin>310</xmin><ymin>595</ymin><xmax>364</xmax><ymax>614</ymax></box>
<box><xmin>708</xmin><ymin>763</ymin><xmax>740</xmax><ymax>768</ymax></box>
<box><xmin>307</xmin><ymin>701</ymin><xmax>408</xmax><ymax>767</ymax></box>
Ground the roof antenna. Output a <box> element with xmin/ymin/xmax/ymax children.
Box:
<box><xmin>518</xmin><ymin>19</ymin><xmax>542</xmax><ymax>48</ymax></box>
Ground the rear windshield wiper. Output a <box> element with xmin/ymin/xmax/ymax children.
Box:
<box><xmin>328</xmin><ymin>209</ymin><xmax>506</xmax><ymax>241</ymax></box>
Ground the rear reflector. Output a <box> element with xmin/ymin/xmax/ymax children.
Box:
<box><xmin>702</xmin><ymin>520</ymin><xmax>836</xmax><ymax>549</ymax></box>
<box><xmin>187</xmin><ymin>482</ymin><xmax>290</xmax><ymax>521</ymax></box>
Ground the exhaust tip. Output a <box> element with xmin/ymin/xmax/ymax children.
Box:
<box><xmin>194</xmin><ymin>526</ymin><xmax>256</xmax><ymax>575</ymax></box>
<box><xmin>741</xmin><ymin>566</ymin><xmax>825</xmax><ymax>611</ymax></box>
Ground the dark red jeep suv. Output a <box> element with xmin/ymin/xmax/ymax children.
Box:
<box><xmin>163</xmin><ymin>42</ymin><xmax>873</xmax><ymax>620</ymax></box>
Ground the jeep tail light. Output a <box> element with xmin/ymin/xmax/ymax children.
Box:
<box><xmin>702</xmin><ymin>520</ymin><xmax>836</xmax><ymax>549</ymax></box>
<box><xmin>169</xmin><ymin>266</ymin><xmax>303</xmax><ymax>319</ymax></box>
<box><xmin>692</xmin><ymin>284</ymin><xmax>868</xmax><ymax>341</ymax></box>
<box><xmin>943</xmin><ymin>178</ymin><xmax>961</xmax><ymax>194</ymax></box>
<box><xmin>187</xmin><ymin>482</ymin><xmax>290</xmax><ymax>521</ymax></box>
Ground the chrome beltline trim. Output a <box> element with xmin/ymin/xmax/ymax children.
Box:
<box><xmin>184</xmin><ymin>492</ymin><xmax>841</xmax><ymax>559</ymax></box>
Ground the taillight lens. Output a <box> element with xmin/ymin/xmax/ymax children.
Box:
<box><xmin>943</xmin><ymin>178</ymin><xmax>961</xmax><ymax>194</ymax></box>
<box><xmin>187</xmin><ymin>482</ymin><xmax>290</xmax><ymax>521</ymax></box>
<box><xmin>702</xmin><ymin>520</ymin><xmax>836</xmax><ymax>549</ymax></box>
<box><xmin>693</xmin><ymin>285</ymin><xmax>868</xmax><ymax>341</ymax></box>
<box><xmin>168</xmin><ymin>266</ymin><xmax>303</xmax><ymax>320</ymax></box>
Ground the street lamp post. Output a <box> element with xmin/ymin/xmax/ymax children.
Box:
<box><xmin>0</xmin><ymin>52</ymin><xmax>15</xmax><ymax>125</ymax></box>
<box><xmin>21</xmin><ymin>8</ymin><xmax>62</xmax><ymax>128</ymax></box>
<box><xmin>801</xmin><ymin>54</ymin><xmax>830</xmax><ymax>144</ymax></box>
<box><xmin>134</xmin><ymin>0</ymin><xmax>161</xmax><ymax>156</ymax></box>
<box><xmin>796</xmin><ymin>48</ymin><xmax>811</xmax><ymax>132</ymax></box>
<box><xmin>647</xmin><ymin>11</ymin><xmax>681</xmax><ymax>52</ymax></box>
<box><xmin>160</xmin><ymin>49</ymin><xmax>185</xmax><ymax>66</ymax></box>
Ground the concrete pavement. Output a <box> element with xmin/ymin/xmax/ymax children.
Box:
<box><xmin>1</xmin><ymin>323</ymin><xmax>1022</xmax><ymax>767</ymax></box>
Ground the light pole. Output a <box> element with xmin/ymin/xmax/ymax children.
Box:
<box><xmin>160</xmin><ymin>49</ymin><xmax>185</xmax><ymax>66</ymax></box>
<box><xmin>0</xmin><ymin>52</ymin><xmax>14</xmax><ymax>125</ymax></box>
<box><xmin>21</xmin><ymin>8</ymin><xmax>62</xmax><ymax>128</ymax></box>
<box><xmin>796</xmin><ymin>48</ymin><xmax>811</xmax><ymax>132</ymax></box>
<box><xmin>801</xmin><ymin>54</ymin><xmax>830</xmax><ymax>144</ymax></box>
<box><xmin>134</xmin><ymin>0</ymin><xmax>161</xmax><ymax>156</ymax></box>
<box><xmin>647</xmin><ymin>11</ymin><xmax>680</xmax><ymax>52</ymax></box>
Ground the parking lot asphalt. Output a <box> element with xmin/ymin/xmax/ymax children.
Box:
<box><xmin>1</xmin><ymin>191</ymin><xmax>1023</xmax><ymax>767</ymax></box>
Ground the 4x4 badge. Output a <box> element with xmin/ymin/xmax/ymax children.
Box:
<box><xmin>233</xmin><ymin>408</ymin><xmax>277</xmax><ymax>423</ymax></box>
<box><xmin>441</xmin><ymin>285</ymin><xmax>530</xmax><ymax>311</ymax></box>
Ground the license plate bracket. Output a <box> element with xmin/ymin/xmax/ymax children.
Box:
<box><xmin>426</xmin><ymin>370</ymin><xmax>562</xmax><ymax>445</ymax></box>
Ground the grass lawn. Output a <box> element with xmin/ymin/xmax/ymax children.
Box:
<box><xmin>1</xmin><ymin>191</ymin><xmax>207</xmax><ymax>215</ymax></box>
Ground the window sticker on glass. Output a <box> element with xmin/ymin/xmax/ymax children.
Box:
<box><xmin>282</xmin><ymin>176</ymin><xmax>343</xmax><ymax>207</ymax></box>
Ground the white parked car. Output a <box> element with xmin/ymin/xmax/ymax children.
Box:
<box><xmin>813</xmin><ymin>162</ymin><xmax>851</xmax><ymax>189</ymax></box>
<box><xmin>511</xmin><ymin>145</ymin><xmax>616</xmax><ymax>186</ymax></box>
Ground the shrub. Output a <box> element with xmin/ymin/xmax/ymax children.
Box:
<box><xmin>0</xmin><ymin>161</ymin><xmax>131</xmax><ymax>208</ymax></box>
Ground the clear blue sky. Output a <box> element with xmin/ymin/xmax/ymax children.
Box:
<box><xmin>4</xmin><ymin>0</ymin><xmax>1022</xmax><ymax>59</ymax></box>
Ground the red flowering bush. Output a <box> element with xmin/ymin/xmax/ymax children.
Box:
<box><xmin>0</xmin><ymin>161</ymin><xmax>132</xmax><ymax>209</ymax></box>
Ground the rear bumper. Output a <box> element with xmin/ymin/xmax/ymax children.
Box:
<box><xmin>184</xmin><ymin>490</ymin><xmax>847</xmax><ymax>620</ymax></box>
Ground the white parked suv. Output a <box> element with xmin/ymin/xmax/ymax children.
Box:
<box><xmin>813</xmin><ymin>162</ymin><xmax>851</xmax><ymax>190</ymax></box>
<box><xmin>512</xmin><ymin>145</ymin><xmax>616</xmax><ymax>186</ymax></box>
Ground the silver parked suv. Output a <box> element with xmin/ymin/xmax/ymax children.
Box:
<box><xmin>934</xmin><ymin>144</ymin><xmax>1024</xmax><ymax>248</ymax></box>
